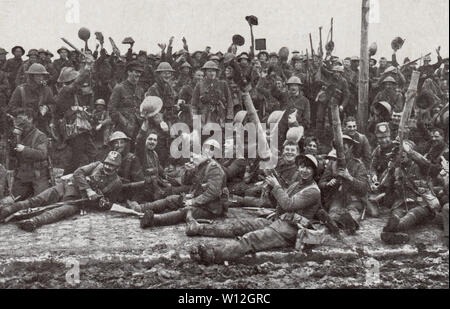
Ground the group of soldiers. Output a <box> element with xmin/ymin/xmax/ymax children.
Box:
<box><xmin>0</xmin><ymin>32</ymin><xmax>448</xmax><ymax>265</ymax></box>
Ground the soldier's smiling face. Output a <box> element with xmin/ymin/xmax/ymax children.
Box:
<box><xmin>146</xmin><ymin>134</ymin><xmax>158</xmax><ymax>150</ymax></box>
<box><xmin>103</xmin><ymin>162</ymin><xmax>118</xmax><ymax>175</ymax></box>
<box><xmin>112</xmin><ymin>139</ymin><xmax>128</xmax><ymax>154</ymax></box>
<box><xmin>205</xmin><ymin>69</ymin><xmax>217</xmax><ymax>79</ymax></box>
<box><xmin>345</xmin><ymin>121</ymin><xmax>357</xmax><ymax>136</ymax></box>
<box><xmin>282</xmin><ymin>144</ymin><xmax>299</xmax><ymax>162</ymax></box>
<box><xmin>305</xmin><ymin>141</ymin><xmax>318</xmax><ymax>155</ymax></box>
<box><xmin>160</xmin><ymin>71</ymin><xmax>172</xmax><ymax>82</ymax></box>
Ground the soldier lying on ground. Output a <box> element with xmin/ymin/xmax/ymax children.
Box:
<box><xmin>0</xmin><ymin>151</ymin><xmax>123</xmax><ymax>231</ymax></box>
<box><xmin>188</xmin><ymin>154</ymin><xmax>322</xmax><ymax>265</ymax></box>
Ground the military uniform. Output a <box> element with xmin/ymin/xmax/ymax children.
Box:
<box><xmin>372</xmin><ymin>88</ymin><xmax>404</xmax><ymax>113</ymax></box>
<box><xmin>2</xmin><ymin>57</ymin><xmax>23</xmax><ymax>91</ymax></box>
<box><xmin>191</xmin><ymin>78</ymin><xmax>234</xmax><ymax>127</ymax></box>
<box><xmin>146</xmin><ymin>79</ymin><xmax>178</xmax><ymax>125</ymax></box>
<box><xmin>189</xmin><ymin>180</ymin><xmax>321</xmax><ymax>264</ymax></box>
<box><xmin>1</xmin><ymin>154</ymin><xmax>122</xmax><ymax>227</ymax></box>
<box><xmin>380</xmin><ymin>144</ymin><xmax>443</xmax><ymax>244</ymax></box>
<box><xmin>283</xmin><ymin>93</ymin><xmax>311</xmax><ymax>130</ymax></box>
<box><xmin>138</xmin><ymin>159</ymin><xmax>227</xmax><ymax>228</ymax></box>
<box><xmin>0</xmin><ymin>69</ymin><xmax>10</xmax><ymax>111</ymax></box>
<box><xmin>109</xmin><ymin>79</ymin><xmax>145</xmax><ymax>139</ymax></box>
<box><xmin>347</xmin><ymin>132</ymin><xmax>372</xmax><ymax>169</ymax></box>
<box><xmin>319</xmin><ymin>157</ymin><xmax>368</xmax><ymax>229</ymax></box>
<box><xmin>7</xmin><ymin>81</ymin><xmax>55</xmax><ymax>136</ymax></box>
<box><xmin>11</xmin><ymin>127</ymin><xmax>50</xmax><ymax>199</ymax></box>
<box><xmin>55</xmin><ymin>72</ymin><xmax>97</xmax><ymax>175</ymax></box>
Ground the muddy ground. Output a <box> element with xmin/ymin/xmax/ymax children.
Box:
<box><xmin>0</xmin><ymin>208</ymin><xmax>448</xmax><ymax>289</ymax></box>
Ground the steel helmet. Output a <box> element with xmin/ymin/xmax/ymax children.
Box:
<box><xmin>104</xmin><ymin>151</ymin><xmax>122</xmax><ymax>167</ymax></box>
<box><xmin>140</xmin><ymin>96</ymin><xmax>163</xmax><ymax>118</ymax></box>
<box><xmin>0</xmin><ymin>48</ymin><xmax>8</xmax><ymax>55</ymax></box>
<box><xmin>57</xmin><ymin>46</ymin><xmax>70</xmax><ymax>54</ymax></box>
<box><xmin>238</xmin><ymin>52</ymin><xmax>250</xmax><ymax>60</ymax></box>
<box><xmin>57</xmin><ymin>67</ymin><xmax>79</xmax><ymax>83</ymax></box>
<box><xmin>332</xmin><ymin>65</ymin><xmax>344</xmax><ymax>73</ymax></box>
<box><xmin>233</xmin><ymin>110</ymin><xmax>248</xmax><ymax>125</ymax></box>
<box><xmin>375</xmin><ymin>101</ymin><xmax>392</xmax><ymax>115</ymax></box>
<box><xmin>78</xmin><ymin>27</ymin><xmax>91</xmax><ymax>41</ymax></box>
<box><xmin>181</xmin><ymin>62</ymin><xmax>192</xmax><ymax>69</ymax></box>
<box><xmin>155</xmin><ymin>62</ymin><xmax>175</xmax><ymax>72</ymax></box>
<box><xmin>25</xmin><ymin>63</ymin><xmax>49</xmax><ymax>75</ymax></box>
<box><xmin>209</xmin><ymin>55</ymin><xmax>221</xmax><ymax>62</ymax></box>
<box><xmin>326</xmin><ymin>149</ymin><xmax>337</xmax><ymax>160</ymax></box>
<box><xmin>369</xmin><ymin>42</ymin><xmax>378</xmax><ymax>57</ymax></box>
<box><xmin>391</xmin><ymin>37</ymin><xmax>405</xmax><ymax>52</ymax></box>
<box><xmin>423</xmin><ymin>55</ymin><xmax>432</xmax><ymax>62</ymax></box>
<box><xmin>286</xmin><ymin>76</ymin><xmax>303</xmax><ymax>86</ymax></box>
<box><xmin>267</xmin><ymin>110</ymin><xmax>286</xmax><ymax>129</ymax></box>
<box><xmin>382</xmin><ymin>76</ymin><xmax>397</xmax><ymax>84</ymax></box>
<box><xmin>300</xmin><ymin>154</ymin><xmax>319</xmax><ymax>169</ymax></box>
<box><xmin>202</xmin><ymin>61</ymin><xmax>220</xmax><ymax>71</ymax></box>
<box><xmin>27</xmin><ymin>49</ymin><xmax>39</xmax><ymax>57</ymax></box>
<box><xmin>203</xmin><ymin>138</ymin><xmax>221</xmax><ymax>150</ymax></box>
<box><xmin>278</xmin><ymin>47</ymin><xmax>290</xmax><ymax>59</ymax></box>
<box><xmin>122</xmin><ymin>37</ymin><xmax>135</xmax><ymax>45</ymax></box>
<box><xmin>95</xmin><ymin>99</ymin><xmax>106</xmax><ymax>106</ymax></box>
<box><xmin>291</xmin><ymin>54</ymin><xmax>303</xmax><ymax>62</ymax></box>
<box><xmin>109</xmin><ymin>131</ymin><xmax>131</xmax><ymax>143</ymax></box>
<box><xmin>285</xmin><ymin>126</ymin><xmax>304</xmax><ymax>143</ymax></box>
<box><xmin>223</xmin><ymin>52</ymin><xmax>235</xmax><ymax>64</ymax></box>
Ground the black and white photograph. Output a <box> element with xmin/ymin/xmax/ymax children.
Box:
<box><xmin>0</xmin><ymin>0</ymin><xmax>448</xmax><ymax>292</ymax></box>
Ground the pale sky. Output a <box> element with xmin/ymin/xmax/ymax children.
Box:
<box><xmin>0</xmin><ymin>0</ymin><xmax>448</xmax><ymax>62</ymax></box>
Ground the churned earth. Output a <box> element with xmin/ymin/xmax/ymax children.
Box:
<box><xmin>0</xmin><ymin>207</ymin><xmax>448</xmax><ymax>289</ymax></box>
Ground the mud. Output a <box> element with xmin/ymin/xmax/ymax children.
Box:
<box><xmin>0</xmin><ymin>208</ymin><xmax>448</xmax><ymax>288</ymax></box>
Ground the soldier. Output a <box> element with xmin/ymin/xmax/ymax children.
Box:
<box><xmin>3</xmin><ymin>151</ymin><xmax>123</xmax><ymax>231</ymax></box>
<box><xmin>108</xmin><ymin>131</ymin><xmax>144</xmax><ymax>201</ymax></box>
<box><xmin>284</xmin><ymin>76</ymin><xmax>311</xmax><ymax>131</ymax></box>
<box><xmin>93</xmin><ymin>48</ymin><xmax>113</xmax><ymax>104</ymax></box>
<box><xmin>146</xmin><ymin>62</ymin><xmax>178</xmax><ymax>126</ymax></box>
<box><xmin>419</xmin><ymin>47</ymin><xmax>443</xmax><ymax>80</ymax></box>
<box><xmin>91</xmin><ymin>99</ymin><xmax>112</xmax><ymax>149</ymax></box>
<box><xmin>136</xmin><ymin>50</ymin><xmax>154</xmax><ymax>91</ymax></box>
<box><xmin>2</xmin><ymin>46</ymin><xmax>25</xmax><ymax>91</ymax></box>
<box><xmin>15</xmin><ymin>49</ymin><xmax>40</xmax><ymax>86</ymax></box>
<box><xmin>372</xmin><ymin>77</ymin><xmax>404</xmax><ymax>113</ymax></box>
<box><xmin>369</xmin><ymin>123</ymin><xmax>396</xmax><ymax>187</ymax></box>
<box><xmin>191</xmin><ymin>60</ymin><xmax>234</xmax><ymax>128</ymax></box>
<box><xmin>376</xmin><ymin>57</ymin><xmax>389</xmax><ymax>76</ymax></box>
<box><xmin>52</xmin><ymin>47</ymin><xmax>73</xmax><ymax>77</ymax></box>
<box><xmin>54</xmin><ymin>65</ymin><xmax>97</xmax><ymax>175</ymax></box>
<box><xmin>380</xmin><ymin>141</ymin><xmax>443</xmax><ymax>245</ymax></box>
<box><xmin>7</xmin><ymin>108</ymin><xmax>50</xmax><ymax>199</ymax></box>
<box><xmin>343</xmin><ymin>116</ymin><xmax>371</xmax><ymax>169</ymax></box>
<box><xmin>291</xmin><ymin>54</ymin><xmax>307</xmax><ymax>84</ymax></box>
<box><xmin>137</xmin><ymin>139</ymin><xmax>227</xmax><ymax>228</ymax></box>
<box><xmin>135</xmin><ymin>96</ymin><xmax>171</xmax><ymax>167</ymax></box>
<box><xmin>0</xmin><ymin>48</ymin><xmax>11</xmax><ymax>112</ymax></box>
<box><xmin>188</xmin><ymin>154</ymin><xmax>321</xmax><ymax>265</ymax></box>
<box><xmin>109</xmin><ymin>61</ymin><xmax>145</xmax><ymax>139</ymax></box>
<box><xmin>319</xmin><ymin>135</ymin><xmax>368</xmax><ymax>234</ymax></box>
<box><xmin>7</xmin><ymin>63</ymin><xmax>55</xmax><ymax>136</ymax></box>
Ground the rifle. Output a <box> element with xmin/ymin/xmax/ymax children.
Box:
<box><xmin>109</xmin><ymin>37</ymin><xmax>121</xmax><ymax>56</ymax></box>
<box><xmin>47</xmin><ymin>138</ymin><xmax>56</xmax><ymax>186</ymax></box>
<box><xmin>329</xmin><ymin>85</ymin><xmax>346</xmax><ymax>168</ymax></box>
<box><xmin>309</xmin><ymin>33</ymin><xmax>315</xmax><ymax>59</ymax></box>
<box><xmin>61</xmin><ymin>38</ymin><xmax>93</xmax><ymax>62</ymax></box>
<box><xmin>319</xmin><ymin>26</ymin><xmax>323</xmax><ymax>59</ymax></box>
<box><xmin>4</xmin><ymin>198</ymin><xmax>89</xmax><ymax>223</ymax></box>
<box><xmin>399</xmin><ymin>53</ymin><xmax>431</xmax><ymax>70</ymax></box>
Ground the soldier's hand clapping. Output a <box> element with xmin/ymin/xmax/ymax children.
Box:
<box><xmin>14</xmin><ymin>144</ymin><xmax>25</xmax><ymax>152</ymax></box>
<box><xmin>266</xmin><ymin>175</ymin><xmax>280</xmax><ymax>187</ymax></box>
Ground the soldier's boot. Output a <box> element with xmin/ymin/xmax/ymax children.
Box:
<box><xmin>17</xmin><ymin>204</ymin><xmax>78</xmax><ymax>232</ymax></box>
<box><xmin>381</xmin><ymin>214</ymin><xmax>409</xmax><ymax>245</ymax></box>
<box><xmin>0</xmin><ymin>200</ymin><xmax>32</xmax><ymax>221</ymax></box>
<box><xmin>396</xmin><ymin>207</ymin><xmax>433</xmax><ymax>232</ymax></box>
<box><xmin>186</xmin><ymin>221</ymin><xmax>235</xmax><ymax>238</ymax></box>
<box><xmin>382</xmin><ymin>215</ymin><xmax>400</xmax><ymax>232</ymax></box>
<box><xmin>140</xmin><ymin>201</ymin><xmax>169</xmax><ymax>214</ymax></box>
<box><xmin>189</xmin><ymin>244</ymin><xmax>217</xmax><ymax>265</ymax></box>
<box><xmin>336</xmin><ymin>212</ymin><xmax>359</xmax><ymax>235</ymax></box>
<box><xmin>315</xmin><ymin>208</ymin><xmax>340</xmax><ymax>235</ymax></box>
<box><xmin>140</xmin><ymin>209</ymin><xmax>185</xmax><ymax>229</ymax></box>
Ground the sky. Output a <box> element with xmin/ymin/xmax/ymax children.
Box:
<box><xmin>0</xmin><ymin>0</ymin><xmax>448</xmax><ymax>63</ymax></box>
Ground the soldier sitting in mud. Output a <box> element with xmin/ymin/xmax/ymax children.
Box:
<box><xmin>129</xmin><ymin>138</ymin><xmax>227</xmax><ymax>229</ymax></box>
<box><xmin>379</xmin><ymin>140</ymin><xmax>447</xmax><ymax>246</ymax></box>
<box><xmin>188</xmin><ymin>154</ymin><xmax>321</xmax><ymax>265</ymax></box>
<box><xmin>0</xmin><ymin>151</ymin><xmax>123</xmax><ymax>232</ymax></box>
